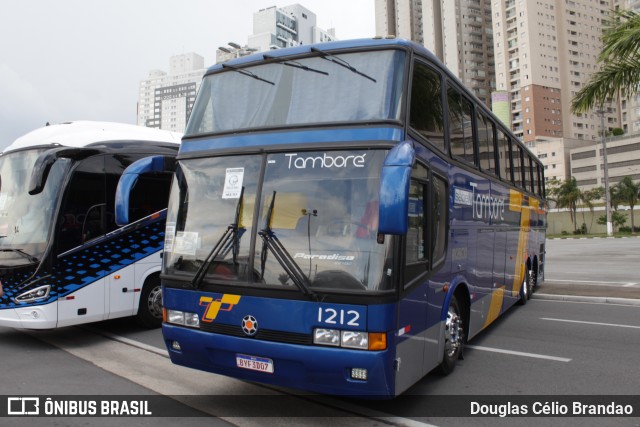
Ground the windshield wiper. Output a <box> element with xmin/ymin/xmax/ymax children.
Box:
<box><xmin>0</xmin><ymin>248</ymin><xmax>39</xmax><ymax>263</ymax></box>
<box><xmin>262</xmin><ymin>55</ymin><xmax>329</xmax><ymax>76</ymax></box>
<box><xmin>221</xmin><ymin>63</ymin><xmax>275</xmax><ymax>85</ymax></box>
<box><xmin>191</xmin><ymin>187</ymin><xmax>246</xmax><ymax>289</ymax></box>
<box><xmin>310</xmin><ymin>47</ymin><xmax>377</xmax><ymax>83</ymax></box>
<box><xmin>259</xmin><ymin>191</ymin><xmax>317</xmax><ymax>300</ymax></box>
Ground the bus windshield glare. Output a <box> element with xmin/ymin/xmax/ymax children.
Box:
<box><xmin>0</xmin><ymin>149</ymin><xmax>69</xmax><ymax>265</ymax></box>
<box><xmin>184</xmin><ymin>49</ymin><xmax>406</xmax><ymax>136</ymax></box>
<box><xmin>164</xmin><ymin>150</ymin><xmax>393</xmax><ymax>293</ymax></box>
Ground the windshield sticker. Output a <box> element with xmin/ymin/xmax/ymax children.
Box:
<box><xmin>285</xmin><ymin>153</ymin><xmax>366</xmax><ymax>169</ymax></box>
<box><xmin>222</xmin><ymin>168</ymin><xmax>244</xmax><ymax>199</ymax></box>
<box><xmin>294</xmin><ymin>252</ymin><xmax>355</xmax><ymax>265</ymax></box>
<box><xmin>174</xmin><ymin>231</ymin><xmax>198</xmax><ymax>256</ymax></box>
<box><xmin>164</xmin><ymin>222</ymin><xmax>176</xmax><ymax>253</ymax></box>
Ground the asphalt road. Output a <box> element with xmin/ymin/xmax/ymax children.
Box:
<box><xmin>1</xmin><ymin>236</ymin><xmax>639</xmax><ymax>426</ymax></box>
<box><xmin>540</xmin><ymin>236</ymin><xmax>640</xmax><ymax>300</ymax></box>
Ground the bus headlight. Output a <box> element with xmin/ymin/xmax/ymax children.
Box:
<box><xmin>313</xmin><ymin>328</ymin><xmax>387</xmax><ymax>351</ymax></box>
<box><xmin>313</xmin><ymin>328</ymin><xmax>340</xmax><ymax>346</ymax></box>
<box><xmin>14</xmin><ymin>285</ymin><xmax>51</xmax><ymax>303</ymax></box>
<box><xmin>165</xmin><ymin>309</ymin><xmax>199</xmax><ymax>328</ymax></box>
<box><xmin>341</xmin><ymin>331</ymin><xmax>368</xmax><ymax>349</ymax></box>
<box><xmin>166</xmin><ymin>309</ymin><xmax>185</xmax><ymax>325</ymax></box>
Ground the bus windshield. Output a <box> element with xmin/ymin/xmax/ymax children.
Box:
<box><xmin>164</xmin><ymin>150</ymin><xmax>394</xmax><ymax>293</ymax></box>
<box><xmin>185</xmin><ymin>49</ymin><xmax>406</xmax><ymax>136</ymax></box>
<box><xmin>0</xmin><ymin>149</ymin><xmax>69</xmax><ymax>265</ymax></box>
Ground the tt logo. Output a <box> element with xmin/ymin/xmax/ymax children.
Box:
<box><xmin>199</xmin><ymin>294</ymin><xmax>241</xmax><ymax>322</ymax></box>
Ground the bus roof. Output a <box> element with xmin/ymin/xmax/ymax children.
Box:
<box><xmin>206</xmin><ymin>37</ymin><xmax>435</xmax><ymax>74</ymax></box>
<box><xmin>4</xmin><ymin>121</ymin><xmax>182</xmax><ymax>153</ymax></box>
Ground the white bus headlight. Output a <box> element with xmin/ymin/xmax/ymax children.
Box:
<box><xmin>341</xmin><ymin>331</ymin><xmax>369</xmax><ymax>349</ymax></box>
<box><xmin>184</xmin><ymin>312</ymin><xmax>200</xmax><ymax>327</ymax></box>
<box><xmin>313</xmin><ymin>328</ymin><xmax>340</xmax><ymax>346</ymax></box>
<box><xmin>14</xmin><ymin>285</ymin><xmax>51</xmax><ymax>303</ymax></box>
<box><xmin>166</xmin><ymin>309</ymin><xmax>185</xmax><ymax>325</ymax></box>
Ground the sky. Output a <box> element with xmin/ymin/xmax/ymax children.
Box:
<box><xmin>0</xmin><ymin>0</ymin><xmax>376</xmax><ymax>150</ymax></box>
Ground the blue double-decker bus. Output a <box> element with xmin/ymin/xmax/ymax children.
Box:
<box><xmin>119</xmin><ymin>38</ymin><xmax>546</xmax><ymax>397</ymax></box>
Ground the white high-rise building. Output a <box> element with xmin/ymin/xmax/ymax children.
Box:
<box><xmin>375</xmin><ymin>0</ymin><xmax>495</xmax><ymax>107</ymax></box>
<box><xmin>137</xmin><ymin>53</ymin><xmax>206</xmax><ymax>133</ymax></box>
<box><xmin>248</xmin><ymin>4</ymin><xmax>336</xmax><ymax>53</ymax></box>
<box><xmin>492</xmin><ymin>0</ymin><xmax>618</xmax><ymax>144</ymax></box>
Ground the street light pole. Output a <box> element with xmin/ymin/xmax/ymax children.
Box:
<box><xmin>597</xmin><ymin>108</ymin><xmax>613</xmax><ymax>236</ymax></box>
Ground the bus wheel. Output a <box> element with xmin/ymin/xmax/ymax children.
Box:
<box><xmin>517</xmin><ymin>268</ymin><xmax>531</xmax><ymax>305</ymax></box>
<box><xmin>137</xmin><ymin>276</ymin><xmax>163</xmax><ymax>328</ymax></box>
<box><xmin>438</xmin><ymin>295</ymin><xmax>464</xmax><ymax>375</ymax></box>
<box><xmin>530</xmin><ymin>266</ymin><xmax>538</xmax><ymax>293</ymax></box>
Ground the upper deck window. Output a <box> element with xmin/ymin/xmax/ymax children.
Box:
<box><xmin>185</xmin><ymin>49</ymin><xmax>406</xmax><ymax>136</ymax></box>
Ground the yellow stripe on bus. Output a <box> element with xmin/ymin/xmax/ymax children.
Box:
<box><xmin>484</xmin><ymin>286</ymin><xmax>505</xmax><ymax>329</ymax></box>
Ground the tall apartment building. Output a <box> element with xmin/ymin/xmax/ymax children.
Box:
<box><xmin>137</xmin><ymin>52</ymin><xmax>205</xmax><ymax>133</ymax></box>
<box><xmin>247</xmin><ymin>4</ymin><xmax>336</xmax><ymax>53</ymax></box>
<box><xmin>618</xmin><ymin>0</ymin><xmax>640</xmax><ymax>134</ymax></box>
<box><xmin>374</xmin><ymin>0</ymin><xmax>495</xmax><ymax>107</ymax></box>
<box><xmin>492</xmin><ymin>0</ymin><xmax>618</xmax><ymax>144</ymax></box>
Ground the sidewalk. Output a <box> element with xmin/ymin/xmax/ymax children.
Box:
<box><xmin>533</xmin><ymin>280</ymin><xmax>640</xmax><ymax>306</ymax></box>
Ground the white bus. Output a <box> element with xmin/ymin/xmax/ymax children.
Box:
<box><xmin>0</xmin><ymin>121</ymin><xmax>180</xmax><ymax>329</ymax></box>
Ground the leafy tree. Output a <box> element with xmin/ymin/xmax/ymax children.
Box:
<box><xmin>613</xmin><ymin>176</ymin><xmax>640</xmax><ymax>234</ymax></box>
<box><xmin>571</xmin><ymin>9</ymin><xmax>640</xmax><ymax>113</ymax></box>
<box><xmin>548</xmin><ymin>178</ymin><xmax>606</xmax><ymax>233</ymax></box>
<box><xmin>598</xmin><ymin>211</ymin><xmax>627</xmax><ymax>233</ymax></box>
<box><xmin>550</xmin><ymin>177</ymin><xmax>581</xmax><ymax>232</ymax></box>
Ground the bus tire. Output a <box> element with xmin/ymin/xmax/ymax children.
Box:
<box><xmin>438</xmin><ymin>295</ymin><xmax>464</xmax><ymax>375</ymax></box>
<box><xmin>137</xmin><ymin>275</ymin><xmax>163</xmax><ymax>329</ymax></box>
<box><xmin>530</xmin><ymin>264</ymin><xmax>538</xmax><ymax>293</ymax></box>
<box><xmin>517</xmin><ymin>268</ymin><xmax>531</xmax><ymax>305</ymax></box>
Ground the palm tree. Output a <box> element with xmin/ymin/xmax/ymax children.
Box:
<box><xmin>571</xmin><ymin>9</ymin><xmax>640</xmax><ymax>114</ymax></box>
<box><xmin>554</xmin><ymin>177</ymin><xmax>581</xmax><ymax>232</ymax></box>
<box><xmin>614</xmin><ymin>176</ymin><xmax>640</xmax><ymax>233</ymax></box>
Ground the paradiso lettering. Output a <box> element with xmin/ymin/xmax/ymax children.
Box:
<box><xmin>285</xmin><ymin>153</ymin><xmax>366</xmax><ymax>169</ymax></box>
<box><xmin>470</xmin><ymin>182</ymin><xmax>505</xmax><ymax>221</ymax></box>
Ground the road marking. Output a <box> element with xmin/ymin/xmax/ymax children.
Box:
<box><xmin>542</xmin><ymin>317</ymin><xmax>640</xmax><ymax>330</ymax></box>
<box><xmin>545</xmin><ymin>279</ymin><xmax>638</xmax><ymax>286</ymax></box>
<box><xmin>466</xmin><ymin>345</ymin><xmax>572</xmax><ymax>362</ymax></box>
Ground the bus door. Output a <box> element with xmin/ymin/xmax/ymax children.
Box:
<box><xmin>56</xmin><ymin>156</ymin><xmax>109</xmax><ymax>327</ymax></box>
<box><xmin>396</xmin><ymin>164</ymin><xmax>449</xmax><ymax>392</ymax></box>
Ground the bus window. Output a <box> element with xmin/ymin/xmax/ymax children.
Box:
<box><xmin>431</xmin><ymin>174</ymin><xmax>447</xmax><ymax>267</ymax></box>
<box><xmin>476</xmin><ymin>112</ymin><xmax>496</xmax><ymax>174</ymax></box>
<box><xmin>512</xmin><ymin>144</ymin><xmax>523</xmax><ymax>188</ymax></box>
<box><xmin>405</xmin><ymin>163</ymin><xmax>429</xmax><ymax>283</ymax></box>
<box><xmin>497</xmin><ymin>130</ymin><xmax>511</xmax><ymax>182</ymax></box>
<box><xmin>523</xmin><ymin>154</ymin><xmax>532</xmax><ymax>193</ymax></box>
<box><xmin>58</xmin><ymin>156</ymin><xmax>106</xmax><ymax>253</ymax></box>
<box><xmin>410</xmin><ymin>62</ymin><xmax>445</xmax><ymax>153</ymax></box>
<box><xmin>447</xmin><ymin>85</ymin><xmax>475</xmax><ymax>165</ymax></box>
<box><xmin>529</xmin><ymin>157</ymin><xmax>537</xmax><ymax>194</ymax></box>
<box><xmin>537</xmin><ymin>163</ymin><xmax>545</xmax><ymax>197</ymax></box>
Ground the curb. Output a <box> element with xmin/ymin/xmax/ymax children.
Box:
<box><xmin>532</xmin><ymin>293</ymin><xmax>640</xmax><ymax>306</ymax></box>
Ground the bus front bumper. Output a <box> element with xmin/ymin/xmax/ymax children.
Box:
<box><xmin>0</xmin><ymin>303</ymin><xmax>58</xmax><ymax>329</ymax></box>
<box><xmin>162</xmin><ymin>323</ymin><xmax>396</xmax><ymax>398</ymax></box>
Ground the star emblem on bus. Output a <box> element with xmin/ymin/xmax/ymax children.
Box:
<box><xmin>242</xmin><ymin>315</ymin><xmax>258</xmax><ymax>336</ymax></box>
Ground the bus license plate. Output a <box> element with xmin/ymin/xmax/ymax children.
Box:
<box><xmin>236</xmin><ymin>354</ymin><xmax>274</xmax><ymax>373</ymax></box>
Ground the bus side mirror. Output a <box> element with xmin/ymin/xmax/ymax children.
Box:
<box><xmin>115</xmin><ymin>155</ymin><xmax>176</xmax><ymax>226</ymax></box>
<box><xmin>377</xmin><ymin>141</ymin><xmax>415</xmax><ymax>235</ymax></box>
<box><xmin>28</xmin><ymin>147</ymin><xmax>100</xmax><ymax>195</ymax></box>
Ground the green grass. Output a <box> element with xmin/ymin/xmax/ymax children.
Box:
<box><xmin>547</xmin><ymin>231</ymin><xmax>638</xmax><ymax>239</ymax></box>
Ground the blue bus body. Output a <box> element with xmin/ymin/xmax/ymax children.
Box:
<box><xmin>149</xmin><ymin>39</ymin><xmax>546</xmax><ymax>397</ymax></box>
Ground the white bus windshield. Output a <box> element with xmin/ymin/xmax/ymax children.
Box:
<box><xmin>185</xmin><ymin>49</ymin><xmax>406</xmax><ymax>136</ymax></box>
<box><xmin>0</xmin><ymin>149</ymin><xmax>69</xmax><ymax>265</ymax></box>
<box><xmin>164</xmin><ymin>150</ymin><xmax>393</xmax><ymax>293</ymax></box>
